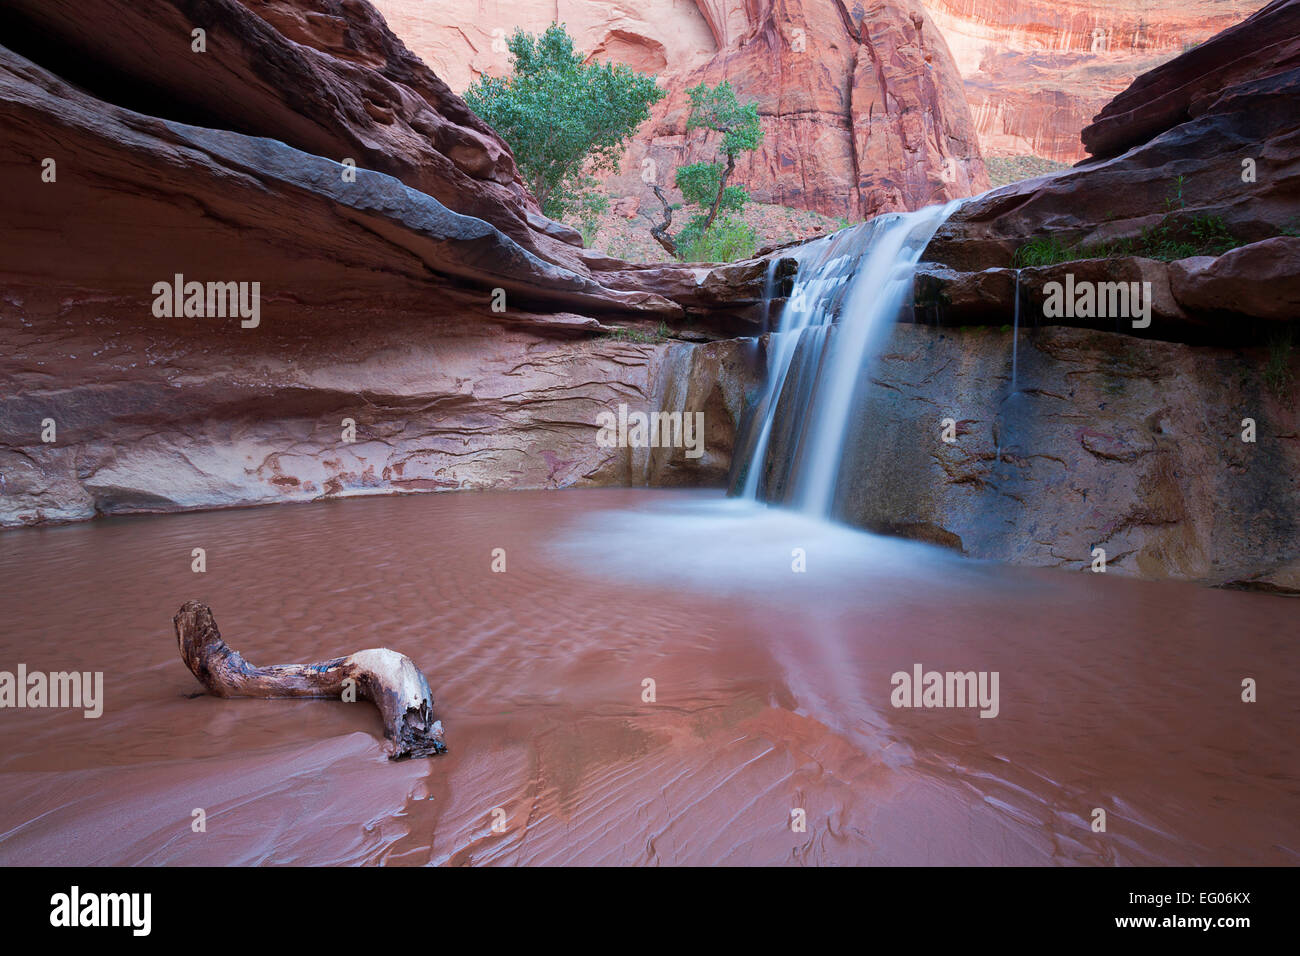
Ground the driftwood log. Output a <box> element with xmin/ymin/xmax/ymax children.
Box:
<box><xmin>173</xmin><ymin>600</ymin><xmax>446</xmax><ymax>758</ymax></box>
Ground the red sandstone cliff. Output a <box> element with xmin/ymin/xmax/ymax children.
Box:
<box><xmin>377</xmin><ymin>0</ymin><xmax>1266</xmax><ymax>176</ymax></box>
<box><xmin>0</xmin><ymin>0</ymin><xmax>762</xmax><ymax>526</ymax></box>
<box><xmin>614</xmin><ymin>0</ymin><xmax>990</xmax><ymax>220</ymax></box>
<box><xmin>376</xmin><ymin>0</ymin><xmax>989</xmax><ymax>220</ymax></box>
<box><xmin>2</xmin><ymin>0</ymin><xmax>1297</xmax><ymax>588</ymax></box>
<box><xmin>921</xmin><ymin>0</ymin><xmax>1265</xmax><ymax>163</ymax></box>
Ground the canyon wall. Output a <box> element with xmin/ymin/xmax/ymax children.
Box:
<box><xmin>601</xmin><ymin>0</ymin><xmax>990</xmax><ymax>220</ymax></box>
<box><xmin>3</xmin><ymin>0</ymin><xmax>1296</xmax><ymax>590</ymax></box>
<box><xmin>376</xmin><ymin>0</ymin><xmax>990</xmax><ymax>220</ymax></box>
<box><xmin>814</xmin><ymin>323</ymin><xmax>1299</xmax><ymax>591</ymax></box>
<box><xmin>813</xmin><ymin>0</ymin><xmax>1299</xmax><ymax>590</ymax></box>
<box><xmin>0</xmin><ymin>0</ymin><xmax>762</xmax><ymax>527</ymax></box>
<box><xmin>0</xmin><ymin>286</ymin><xmax>755</xmax><ymax>524</ymax></box>
<box><xmin>365</xmin><ymin>0</ymin><xmax>723</xmax><ymax>90</ymax></box>
<box><xmin>922</xmin><ymin>0</ymin><xmax>1264</xmax><ymax>163</ymax></box>
<box><xmin>375</xmin><ymin>0</ymin><xmax>1263</xmax><ymax>182</ymax></box>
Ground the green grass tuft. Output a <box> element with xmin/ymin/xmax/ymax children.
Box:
<box><xmin>1013</xmin><ymin>213</ymin><xmax>1252</xmax><ymax>267</ymax></box>
<box><xmin>1264</xmin><ymin>325</ymin><xmax>1296</xmax><ymax>398</ymax></box>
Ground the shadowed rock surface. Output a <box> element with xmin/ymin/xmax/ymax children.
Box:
<box><xmin>3</xmin><ymin>0</ymin><xmax>582</xmax><ymax>264</ymax></box>
<box><xmin>755</xmin><ymin>324</ymin><xmax>1300</xmax><ymax>591</ymax></box>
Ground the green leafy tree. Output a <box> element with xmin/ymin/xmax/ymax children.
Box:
<box><xmin>650</xmin><ymin>81</ymin><xmax>763</xmax><ymax>261</ymax></box>
<box><xmin>463</xmin><ymin>23</ymin><xmax>664</xmax><ymax>221</ymax></box>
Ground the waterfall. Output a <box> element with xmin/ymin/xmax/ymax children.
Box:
<box><xmin>734</xmin><ymin>200</ymin><xmax>962</xmax><ymax>518</ymax></box>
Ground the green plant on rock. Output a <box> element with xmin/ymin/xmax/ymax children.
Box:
<box><xmin>1013</xmin><ymin>213</ymin><xmax>1251</xmax><ymax>267</ymax></box>
<box><xmin>1013</xmin><ymin>235</ymin><xmax>1074</xmax><ymax>267</ymax></box>
<box><xmin>676</xmin><ymin>217</ymin><xmax>758</xmax><ymax>263</ymax></box>
<box><xmin>648</xmin><ymin>81</ymin><xmax>762</xmax><ymax>262</ymax></box>
<box><xmin>463</xmin><ymin>23</ymin><xmax>664</xmax><ymax>223</ymax></box>
<box><xmin>602</xmin><ymin>322</ymin><xmax>669</xmax><ymax>343</ymax></box>
<box><xmin>1166</xmin><ymin>174</ymin><xmax>1187</xmax><ymax>211</ymax></box>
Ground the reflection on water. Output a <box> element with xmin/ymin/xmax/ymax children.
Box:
<box><xmin>0</xmin><ymin>488</ymin><xmax>1296</xmax><ymax>865</ymax></box>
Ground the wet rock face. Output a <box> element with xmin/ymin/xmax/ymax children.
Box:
<box><xmin>737</xmin><ymin>314</ymin><xmax>1299</xmax><ymax>589</ymax></box>
<box><xmin>645</xmin><ymin>340</ymin><xmax>767</xmax><ymax>488</ymax></box>
<box><xmin>913</xmin><ymin>242</ymin><xmax>1300</xmax><ymax>343</ymax></box>
<box><xmin>739</xmin><ymin>3</ymin><xmax>1300</xmax><ymax>587</ymax></box>
<box><xmin>829</xmin><ymin>324</ymin><xmax>1299</xmax><ymax>591</ymax></box>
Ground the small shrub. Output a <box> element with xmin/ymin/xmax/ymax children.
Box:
<box><xmin>603</xmin><ymin>324</ymin><xmax>668</xmax><ymax>343</ymax></box>
<box><xmin>464</xmin><ymin>23</ymin><xmax>663</xmax><ymax>219</ymax></box>
<box><xmin>1166</xmin><ymin>174</ymin><xmax>1187</xmax><ymax>211</ymax></box>
<box><xmin>676</xmin><ymin>217</ymin><xmax>759</xmax><ymax>262</ymax></box>
<box><xmin>1013</xmin><ymin>236</ymin><xmax>1073</xmax><ymax>267</ymax></box>
<box><xmin>1013</xmin><ymin>214</ymin><xmax>1248</xmax><ymax>267</ymax></box>
<box><xmin>649</xmin><ymin>81</ymin><xmax>762</xmax><ymax>259</ymax></box>
<box><xmin>1264</xmin><ymin>325</ymin><xmax>1295</xmax><ymax>398</ymax></box>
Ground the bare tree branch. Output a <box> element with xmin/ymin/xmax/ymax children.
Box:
<box><xmin>649</xmin><ymin>184</ymin><xmax>679</xmax><ymax>258</ymax></box>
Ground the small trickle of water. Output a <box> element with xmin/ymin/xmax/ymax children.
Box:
<box><xmin>735</xmin><ymin>200</ymin><xmax>963</xmax><ymax>516</ymax></box>
<box><xmin>1010</xmin><ymin>267</ymin><xmax>1021</xmax><ymax>395</ymax></box>
<box><xmin>759</xmin><ymin>255</ymin><xmax>780</xmax><ymax>335</ymax></box>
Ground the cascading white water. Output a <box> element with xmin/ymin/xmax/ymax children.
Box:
<box><xmin>738</xmin><ymin>199</ymin><xmax>962</xmax><ymax>517</ymax></box>
<box><xmin>738</xmin><ymin>226</ymin><xmax>872</xmax><ymax>500</ymax></box>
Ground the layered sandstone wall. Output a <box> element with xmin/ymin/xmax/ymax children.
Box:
<box><xmin>0</xmin><ymin>288</ymin><xmax>756</xmax><ymax>525</ymax></box>
<box><xmin>3</xmin><ymin>0</ymin><xmax>1297</xmax><ymax>591</ymax></box>
<box><xmin>365</xmin><ymin>0</ymin><xmax>722</xmax><ymax>90</ymax></box>
<box><xmin>0</xmin><ymin>0</ymin><xmax>763</xmax><ymax>527</ymax></box>
<box><xmin>920</xmin><ymin>0</ymin><xmax>1264</xmax><ymax>162</ymax></box>
<box><xmin>373</xmin><ymin>0</ymin><xmax>989</xmax><ymax>220</ymax></box>
<box><xmin>374</xmin><ymin>0</ymin><xmax>1264</xmax><ymax>178</ymax></box>
<box><xmin>610</xmin><ymin>0</ymin><xmax>989</xmax><ymax>220</ymax></box>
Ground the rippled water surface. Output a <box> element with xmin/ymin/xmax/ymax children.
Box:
<box><xmin>0</xmin><ymin>489</ymin><xmax>1296</xmax><ymax>865</ymax></box>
